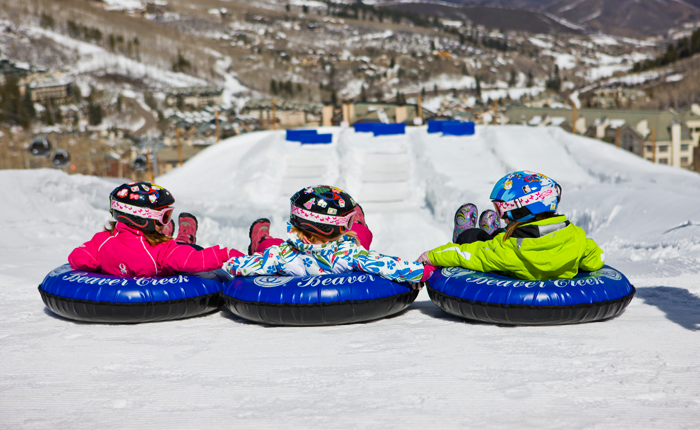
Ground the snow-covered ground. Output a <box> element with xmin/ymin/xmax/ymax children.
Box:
<box><xmin>1</xmin><ymin>126</ymin><xmax>700</xmax><ymax>429</ymax></box>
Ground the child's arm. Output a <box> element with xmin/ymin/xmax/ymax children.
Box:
<box><xmin>353</xmin><ymin>251</ymin><xmax>424</xmax><ymax>283</ymax></box>
<box><xmin>427</xmin><ymin>240</ymin><xmax>517</xmax><ymax>273</ymax></box>
<box><xmin>223</xmin><ymin>244</ymin><xmax>290</xmax><ymax>276</ymax></box>
<box><xmin>160</xmin><ymin>242</ymin><xmax>244</xmax><ymax>273</ymax></box>
<box><xmin>68</xmin><ymin>232</ymin><xmax>109</xmax><ymax>272</ymax></box>
<box><xmin>579</xmin><ymin>239</ymin><xmax>605</xmax><ymax>272</ymax></box>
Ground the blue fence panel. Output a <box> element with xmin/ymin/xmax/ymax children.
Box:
<box><xmin>354</xmin><ymin>122</ymin><xmax>378</xmax><ymax>133</ymax></box>
<box><xmin>427</xmin><ymin>120</ymin><xmax>461</xmax><ymax>133</ymax></box>
<box><xmin>427</xmin><ymin>120</ymin><xmax>444</xmax><ymax>133</ymax></box>
<box><xmin>373</xmin><ymin>123</ymin><xmax>405</xmax><ymax>136</ymax></box>
<box><xmin>300</xmin><ymin>133</ymin><xmax>333</xmax><ymax>144</ymax></box>
<box><xmin>442</xmin><ymin>122</ymin><xmax>475</xmax><ymax>136</ymax></box>
<box><xmin>287</xmin><ymin>129</ymin><xmax>318</xmax><ymax>142</ymax></box>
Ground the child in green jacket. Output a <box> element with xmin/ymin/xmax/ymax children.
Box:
<box><xmin>417</xmin><ymin>171</ymin><xmax>605</xmax><ymax>280</ymax></box>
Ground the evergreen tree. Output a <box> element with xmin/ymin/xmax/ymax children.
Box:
<box><xmin>508</xmin><ymin>69</ymin><xmax>517</xmax><ymax>88</ymax></box>
<box><xmin>88</xmin><ymin>103</ymin><xmax>102</xmax><ymax>125</ymax></box>
<box><xmin>23</xmin><ymin>91</ymin><xmax>35</xmax><ymax>120</ymax></box>
<box><xmin>0</xmin><ymin>77</ymin><xmax>31</xmax><ymax>127</ymax></box>
<box><xmin>54</xmin><ymin>103</ymin><xmax>63</xmax><ymax>124</ymax></box>
<box><xmin>45</xmin><ymin>107</ymin><xmax>54</xmax><ymax>126</ymax></box>
<box><xmin>545</xmin><ymin>65</ymin><xmax>561</xmax><ymax>92</ymax></box>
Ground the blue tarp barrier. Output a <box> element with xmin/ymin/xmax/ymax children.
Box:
<box><xmin>354</xmin><ymin>122</ymin><xmax>378</xmax><ymax>133</ymax></box>
<box><xmin>427</xmin><ymin>120</ymin><xmax>461</xmax><ymax>133</ymax></box>
<box><xmin>300</xmin><ymin>133</ymin><xmax>333</xmax><ymax>144</ymax></box>
<box><xmin>442</xmin><ymin>122</ymin><xmax>475</xmax><ymax>136</ymax></box>
<box><xmin>373</xmin><ymin>123</ymin><xmax>405</xmax><ymax>136</ymax></box>
<box><xmin>286</xmin><ymin>129</ymin><xmax>318</xmax><ymax>141</ymax></box>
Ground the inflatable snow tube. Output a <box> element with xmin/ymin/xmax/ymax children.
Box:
<box><xmin>39</xmin><ymin>264</ymin><xmax>230</xmax><ymax>323</ymax></box>
<box><xmin>427</xmin><ymin>265</ymin><xmax>635</xmax><ymax>325</ymax></box>
<box><xmin>222</xmin><ymin>272</ymin><xmax>419</xmax><ymax>326</ymax></box>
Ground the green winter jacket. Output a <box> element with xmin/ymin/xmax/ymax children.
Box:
<box><xmin>428</xmin><ymin>215</ymin><xmax>605</xmax><ymax>280</ymax></box>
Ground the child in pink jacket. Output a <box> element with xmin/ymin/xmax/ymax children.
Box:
<box><xmin>69</xmin><ymin>182</ymin><xmax>244</xmax><ymax>277</ymax></box>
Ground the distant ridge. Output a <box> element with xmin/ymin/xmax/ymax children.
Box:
<box><xmin>380</xmin><ymin>3</ymin><xmax>586</xmax><ymax>35</ymax></box>
<box><xmin>378</xmin><ymin>0</ymin><xmax>700</xmax><ymax>36</ymax></box>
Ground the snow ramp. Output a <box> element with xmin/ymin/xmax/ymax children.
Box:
<box><xmin>159</xmin><ymin>125</ymin><xmax>700</xmax><ymax>271</ymax></box>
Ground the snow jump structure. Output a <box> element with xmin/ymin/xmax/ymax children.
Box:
<box><xmin>427</xmin><ymin>266</ymin><xmax>635</xmax><ymax>325</ymax></box>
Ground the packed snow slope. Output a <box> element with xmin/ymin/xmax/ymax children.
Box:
<box><xmin>1</xmin><ymin>126</ymin><xmax>699</xmax><ymax>429</ymax></box>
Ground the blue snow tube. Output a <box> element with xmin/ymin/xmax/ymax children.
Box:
<box><xmin>39</xmin><ymin>264</ymin><xmax>230</xmax><ymax>323</ymax></box>
<box><xmin>222</xmin><ymin>272</ymin><xmax>419</xmax><ymax>326</ymax></box>
<box><xmin>427</xmin><ymin>265</ymin><xmax>635</xmax><ymax>325</ymax></box>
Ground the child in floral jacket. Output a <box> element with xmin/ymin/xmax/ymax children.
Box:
<box><xmin>223</xmin><ymin>185</ymin><xmax>435</xmax><ymax>284</ymax></box>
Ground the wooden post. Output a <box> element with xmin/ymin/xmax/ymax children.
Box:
<box><xmin>493</xmin><ymin>99</ymin><xmax>498</xmax><ymax>125</ymax></box>
<box><xmin>322</xmin><ymin>105</ymin><xmax>333</xmax><ymax>127</ymax></box>
<box><xmin>395</xmin><ymin>105</ymin><xmax>407</xmax><ymax>124</ymax></box>
<box><xmin>176</xmin><ymin>128</ymin><xmax>183</xmax><ymax>166</ymax></box>
<box><xmin>118</xmin><ymin>152</ymin><xmax>124</xmax><ymax>178</ymax></box>
<box><xmin>271</xmin><ymin>99</ymin><xmax>277</xmax><ymax>130</ymax></box>
<box><xmin>572</xmin><ymin>103</ymin><xmax>577</xmax><ymax>134</ymax></box>
<box><xmin>342</xmin><ymin>102</ymin><xmax>349</xmax><ymax>124</ymax></box>
<box><xmin>146</xmin><ymin>147</ymin><xmax>154</xmax><ymax>182</ymax></box>
<box><xmin>215</xmin><ymin>110</ymin><xmax>220</xmax><ymax>142</ymax></box>
<box><xmin>616</xmin><ymin>126</ymin><xmax>621</xmax><ymax>148</ymax></box>
<box><xmin>417</xmin><ymin>94</ymin><xmax>423</xmax><ymax>121</ymax></box>
<box><xmin>651</xmin><ymin>128</ymin><xmax>656</xmax><ymax>163</ymax></box>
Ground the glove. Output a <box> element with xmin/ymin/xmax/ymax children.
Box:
<box><xmin>416</xmin><ymin>250</ymin><xmax>432</xmax><ymax>265</ymax></box>
<box><xmin>420</xmin><ymin>264</ymin><xmax>437</xmax><ymax>282</ymax></box>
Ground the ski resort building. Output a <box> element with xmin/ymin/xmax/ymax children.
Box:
<box><xmin>28</xmin><ymin>79</ymin><xmax>73</xmax><ymax>104</ymax></box>
<box><xmin>350</xmin><ymin>102</ymin><xmax>432</xmax><ymax>124</ymax></box>
<box><xmin>242</xmin><ymin>100</ymin><xmax>322</xmax><ymax>128</ymax></box>
<box><xmin>165</xmin><ymin>86</ymin><xmax>224</xmax><ymax>109</ymax></box>
<box><xmin>505</xmin><ymin>106</ymin><xmax>700</xmax><ymax>171</ymax></box>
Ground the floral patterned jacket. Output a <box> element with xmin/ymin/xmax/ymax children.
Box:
<box><xmin>223</xmin><ymin>223</ymin><xmax>424</xmax><ymax>283</ymax></box>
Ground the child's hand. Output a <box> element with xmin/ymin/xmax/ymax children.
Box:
<box><xmin>421</xmin><ymin>264</ymin><xmax>437</xmax><ymax>282</ymax></box>
<box><xmin>416</xmin><ymin>251</ymin><xmax>432</xmax><ymax>265</ymax></box>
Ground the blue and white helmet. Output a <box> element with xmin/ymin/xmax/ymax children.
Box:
<box><xmin>490</xmin><ymin>171</ymin><xmax>561</xmax><ymax>222</ymax></box>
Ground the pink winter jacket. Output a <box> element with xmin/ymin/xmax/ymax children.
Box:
<box><xmin>68</xmin><ymin>222</ymin><xmax>243</xmax><ymax>277</ymax></box>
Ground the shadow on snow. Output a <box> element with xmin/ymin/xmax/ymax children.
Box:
<box><xmin>636</xmin><ymin>286</ymin><xmax>700</xmax><ymax>331</ymax></box>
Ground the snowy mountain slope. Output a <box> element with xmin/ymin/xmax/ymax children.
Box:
<box><xmin>1</xmin><ymin>126</ymin><xmax>700</xmax><ymax>429</ymax></box>
<box><xmin>393</xmin><ymin>0</ymin><xmax>700</xmax><ymax>36</ymax></box>
<box><xmin>26</xmin><ymin>27</ymin><xmax>209</xmax><ymax>89</ymax></box>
